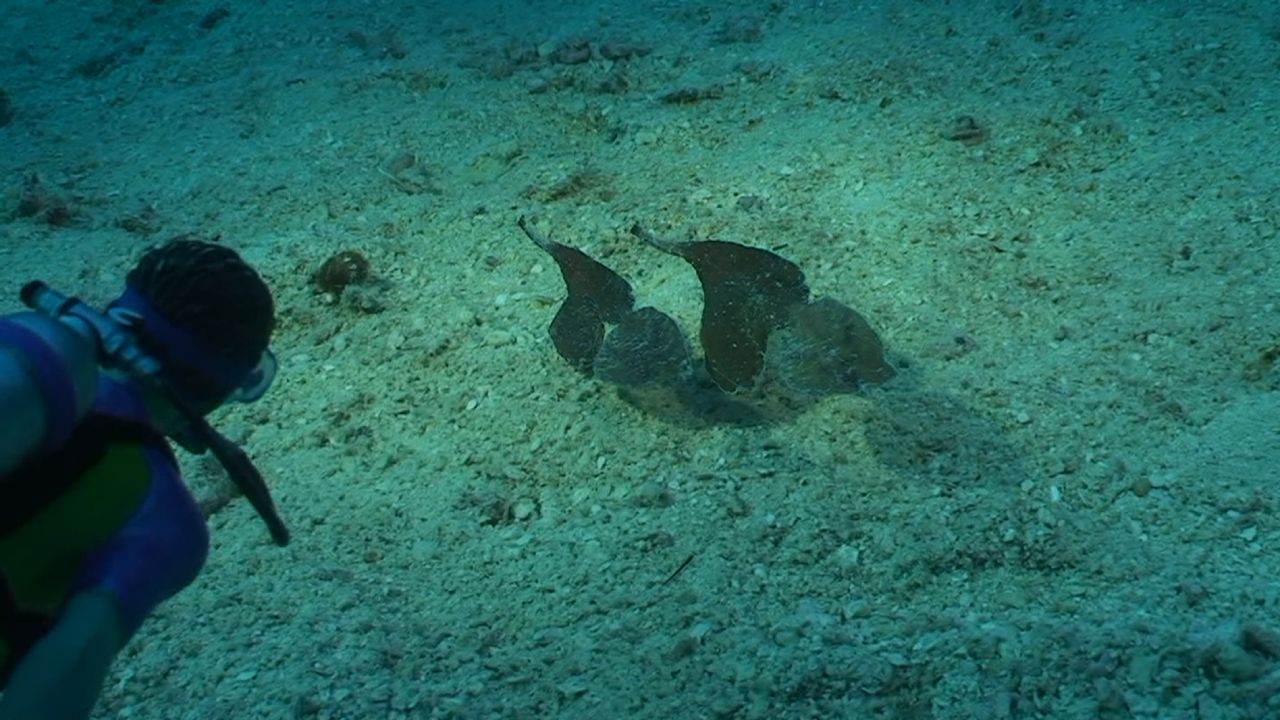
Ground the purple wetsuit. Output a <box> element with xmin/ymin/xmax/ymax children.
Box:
<box><xmin>2</xmin><ymin>314</ymin><xmax>208</xmax><ymax>641</ymax></box>
<box><xmin>73</xmin><ymin>376</ymin><xmax>210</xmax><ymax>636</ymax></box>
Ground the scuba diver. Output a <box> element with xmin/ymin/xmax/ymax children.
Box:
<box><xmin>0</xmin><ymin>239</ymin><xmax>289</xmax><ymax>720</ymax></box>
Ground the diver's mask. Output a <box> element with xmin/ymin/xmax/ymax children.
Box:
<box><xmin>107</xmin><ymin>286</ymin><xmax>277</xmax><ymax>406</ymax></box>
<box><xmin>225</xmin><ymin>349</ymin><xmax>277</xmax><ymax>403</ymax></box>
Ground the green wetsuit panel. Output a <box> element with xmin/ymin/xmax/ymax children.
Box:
<box><xmin>0</xmin><ymin>440</ymin><xmax>151</xmax><ymax>671</ymax></box>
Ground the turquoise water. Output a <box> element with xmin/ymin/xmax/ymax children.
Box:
<box><xmin>1</xmin><ymin>1</ymin><xmax>1278</xmax><ymax>717</ymax></box>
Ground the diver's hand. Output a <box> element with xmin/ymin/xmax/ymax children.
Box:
<box><xmin>0</xmin><ymin>590</ymin><xmax>126</xmax><ymax>720</ymax></box>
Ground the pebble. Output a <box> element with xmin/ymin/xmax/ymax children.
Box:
<box><xmin>831</xmin><ymin>544</ymin><xmax>860</xmax><ymax>571</ymax></box>
<box><xmin>633</xmin><ymin>128</ymin><xmax>658</xmax><ymax>145</ymax></box>
<box><xmin>512</xmin><ymin>498</ymin><xmax>538</xmax><ymax>521</ymax></box>
<box><xmin>485</xmin><ymin>330</ymin><xmax>515</xmax><ymax>347</ymax></box>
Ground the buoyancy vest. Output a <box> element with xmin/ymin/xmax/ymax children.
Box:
<box><xmin>0</xmin><ymin>412</ymin><xmax>165</xmax><ymax>684</ymax></box>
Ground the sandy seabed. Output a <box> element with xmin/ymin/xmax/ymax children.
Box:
<box><xmin>1</xmin><ymin>1</ymin><xmax>1279</xmax><ymax>718</ymax></box>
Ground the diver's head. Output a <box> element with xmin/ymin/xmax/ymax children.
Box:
<box><xmin>109</xmin><ymin>239</ymin><xmax>276</xmax><ymax>414</ymax></box>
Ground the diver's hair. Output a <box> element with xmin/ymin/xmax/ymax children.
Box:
<box><xmin>127</xmin><ymin>239</ymin><xmax>275</xmax><ymax>406</ymax></box>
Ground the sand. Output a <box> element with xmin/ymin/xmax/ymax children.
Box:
<box><xmin>1</xmin><ymin>1</ymin><xmax>1278</xmax><ymax>718</ymax></box>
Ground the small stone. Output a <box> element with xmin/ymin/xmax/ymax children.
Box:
<box><xmin>557</xmin><ymin>678</ymin><xmax>589</xmax><ymax>699</ymax></box>
<box><xmin>296</xmin><ymin>694</ymin><xmax>326</xmax><ymax>716</ymax></box>
<box><xmin>631</xmin><ymin>481</ymin><xmax>675</xmax><ymax>508</ymax></box>
<box><xmin>831</xmin><ymin>544</ymin><xmax>860</xmax><ymax>571</ymax></box>
<box><xmin>485</xmin><ymin>330</ymin><xmax>515</xmax><ymax>347</ymax></box>
<box><xmin>1130</xmin><ymin>478</ymin><xmax>1153</xmax><ymax>497</ymax></box>
<box><xmin>511</xmin><ymin>498</ymin><xmax>538</xmax><ymax>521</ymax></box>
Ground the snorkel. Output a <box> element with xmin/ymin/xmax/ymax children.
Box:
<box><xmin>20</xmin><ymin>281</ymin><xmax>290</xmax><ymax>546</ymax></box>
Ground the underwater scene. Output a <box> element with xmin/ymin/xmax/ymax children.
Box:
<box><xmin>1</xmin><ymin>0</ymin><xmax>1278</xmax><ymax>717</ymax></box>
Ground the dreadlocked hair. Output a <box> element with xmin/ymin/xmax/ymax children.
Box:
<box><xmin>127</xmin><ymin>240</ymin><xmax>275</xmax><ymax>407</ymax></box>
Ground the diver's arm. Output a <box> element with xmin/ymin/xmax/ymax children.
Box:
<box><xmin>0</xmin><ymin>313</ymin><xmax>98</xmax><ymax>476</ymax></box>
<box><xmin>0</xmin><ymin>443</ymin><xmax>208</xmax><ymax>720</ymax></box>
<box><xmin>0</xmin><ymin>590</ymin><xmax>126</xmax><ymax>720</ymax></box>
